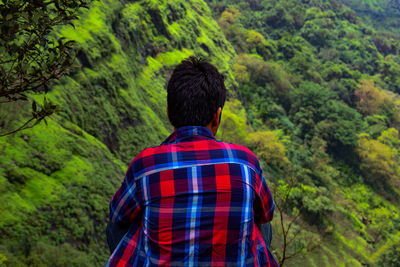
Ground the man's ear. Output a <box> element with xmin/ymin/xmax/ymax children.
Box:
<box><xmin>166</xmin><ymin>106</ymin><xmax>170</xmax><ymax>122</ymax></box>
<box><xmin>217</xmin><ymin>107</ymin><xmax>222</xmax><ymax>125</ymax></box>
<box><xmin>210</xmin><ymin>107</ymin><xmax>222</xmax><ymax>136</ymax></box>
<box><xmin>215</xmin><ymin>107</ymin><xmax>222</xmax><ymax>127</ymax></box>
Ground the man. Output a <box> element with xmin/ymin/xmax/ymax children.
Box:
<box><xmin>106</xmin><ymin>57</ymin><xmax>278</xmax><ymax>266</ymax></box>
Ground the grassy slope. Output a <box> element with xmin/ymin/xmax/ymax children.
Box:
<box><xmin>54</xmin><ymin>0</ymin><xmax>237</xmax><ymax>160</ymax></box>
<box><xmin>0</xmin><ymin>112</ymin><xmax>126</xmax><ymax>265</ymax></box>
<box><xmin>0</xmin><ymin>0</ymin><xmax>239</xmax><ymax>265</ymax></box>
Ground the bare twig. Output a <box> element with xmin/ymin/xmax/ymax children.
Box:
<box><xmin>0</xmin><ymin>117</ymin><xmax>36</xmax><ymax>137</ymax></box>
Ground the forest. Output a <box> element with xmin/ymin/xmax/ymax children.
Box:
<box><xmin>0</xmin><ymin>0</ymin><xmax>399</xmax><ymax>266</ymax></box>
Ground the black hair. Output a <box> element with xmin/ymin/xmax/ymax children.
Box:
<box><xmin>167</xmin><ymin>56</ymin><xmax>226</xmax><ymax>128</ymax></box>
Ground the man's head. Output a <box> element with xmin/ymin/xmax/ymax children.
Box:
<box><xmin>167</xmin><ymin>57</ymin><xmax>226</xmax><ymax>135</ymax></box>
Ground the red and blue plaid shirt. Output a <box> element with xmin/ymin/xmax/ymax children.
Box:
<box><xmin>106</xmin><ymin>126</ymin><xmax>278</xmax><ymax>266</ymax></box>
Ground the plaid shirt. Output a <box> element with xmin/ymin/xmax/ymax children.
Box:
<box><xmin>106</xmin><ymin>126</ymin><xmax>278</xmax><ymax>267</ymax></box>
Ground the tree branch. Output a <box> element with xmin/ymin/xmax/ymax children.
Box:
<box><xmin>0</xmin><ymin>117</ymin><xmax>36</xmax><ymax>137</ymax></box>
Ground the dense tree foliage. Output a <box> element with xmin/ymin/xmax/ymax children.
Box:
<box><xmin>374</xmin><ymin>234</ymin><xmax>400</xmax><ymax>267</ymax></box>
<box><xmin>206</xmin><ymin>0</ymin><xmax>400</xmax><ymax>265</ymax></box>
<box><xmin>0</xmin><ymin>0</ymin><xmax>90</xmax><ymax>135</ymax></box>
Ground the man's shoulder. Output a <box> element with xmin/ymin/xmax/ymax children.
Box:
<box><xmin>221</xmin><ymin>142</ymin><xmax>257</xmax><ymax>157</ymax></box>
<box><xmin>127</xmin><ymin>145</ymin><xmax>165</xmax><ymax>173</ymax></box>
<box><xmin>217</xmin><ymin>141</ymin><xmax>262</xmax><ymax>172</ymax></box>
<box><xmin>128</xmin><ymin>139</ymin><xmax>262</xmax><ymax>176</ymax></box>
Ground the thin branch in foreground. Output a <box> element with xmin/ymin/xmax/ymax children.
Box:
<box><xmin>0</xmin><ymin>117</ymin><xmax>36</xmax><ymax>137</ymax></box>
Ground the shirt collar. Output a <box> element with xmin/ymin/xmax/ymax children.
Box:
<box><xmin>162</xmin><ymin>126</ymin><xmax>216</xmax><ymax>144</ymax></box>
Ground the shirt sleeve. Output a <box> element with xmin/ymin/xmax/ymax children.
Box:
<box><xmin>254</xmin><ymin>173</ymin><xmax>275</xmax><ymax>225</ymax></box>
<box><xmin>109</xmin><ymin>165</ymin><xmax>142</xmax><ymax>224</ymax></box>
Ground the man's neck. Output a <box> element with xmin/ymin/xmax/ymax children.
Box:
<box><xmin>174</xmin><ymin>124</ymin><xmax>216</xmax><ymax>136</ymax></box>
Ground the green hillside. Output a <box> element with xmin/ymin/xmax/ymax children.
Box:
<box><xmin>0</xmin><ymin>0</ymin><xmax>237</xmax><ymax>265</ymax></box>
<box><xmin>1</xmin><ymin>0</ymin><xmax>400</xmax><ymax>266</ymax></box>
<box><xmin>340</xmin><ymin>0</ymin><xmax>400</xmax><ymax>35</ymax></box>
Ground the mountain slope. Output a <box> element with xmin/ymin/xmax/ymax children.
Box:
<box><xmin>340</xmin><ymin>0</ymin><xmax>400</xmax><ymax>35</ymax></box>
<box><xmin>205</xmin><ymin>0</ymin><xmax>400</xmax><ymax>266</ymax></box>
<box><xmin>0</xmin><ymin>0</ymin><xmax>239</xmax><ymax>265</ymax></box>
<box><xmin>1</xmin><ymin>0</ymin><xmax>400</xmax><ymax>266</ymax></box>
